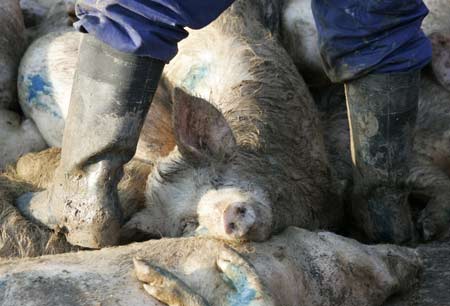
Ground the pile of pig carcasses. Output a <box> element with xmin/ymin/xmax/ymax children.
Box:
<box><xmin>1</xmin><ymin>0</ymin><xmax>450</xmax><ymax>305</ymax></box>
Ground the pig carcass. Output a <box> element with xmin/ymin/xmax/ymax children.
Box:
<box><xmin>0</xmin><ymin>227</ymin><xmax>421</xmax><ymax>306</ymax></box>
<box><xmin>423</xmin><ymin>1</ymin><xmax>450</xmax><ymax>91</ymax></box>
<box><xmin>429</xmin><ymin>32</ymin><xmax>450</xmax><ymax>92</ymax></box>
<box><xmin>422</xmin><ymin>0</ymin><xmax>450</xmax><ymax>36</ymax></box>
<box><xmin>280</xmin><ymin>0</ymin><xmax>328</xmax><ymax>87</ymax></box>
<box><xmin>19</xmin><ymin>0</ymin><xmax>75</xmax><ymax>30</ymax></box>
<box><xmin>18</xmin><ymin>0</ymin><xmax>342</xmax><ymax>242</ymax></box>
<box><xmin>18</xmin><ymin>29</ymin><xmax>77</xmax><ymax>147</ymax></box>
<box><xmin>23</xmin><ymin>0</ymin><xmax>75</xmax><ymax>43</ymax></box>
<box><xmin>0</xmin><ymin>0</ymin><xmax>26</xmax><ymax>110</ymax></box>
<box><xmin>0</xmin><ymin>0</ymin><xmax>47</xmax><ymax>169</ymax></box>
<box><xmin>0</xmin><ymin>110</ymin><xmax>47</xmax><ymax>170</ymax></box>
<box><xmin>126</xmin><ymin>0</ymin><xmax>341</xmax><ymax>242</ymax></box>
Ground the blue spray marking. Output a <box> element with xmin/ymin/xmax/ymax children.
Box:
<box><xmin>182</xmin><ymin>65</ymin><xmax>209</xmax><ymax>92</ymax></box>
<box><xmin>23</xmin><ymin>74</ymin><xmax>62</xmax><ymax>119</ymax></box>
<box><xmin>224</xmin><ymin>264</ymin><xmax>257</xmax><ymax>306</ymax></box>
<box><xmin>27</xmin><ymin>74</ymin><xmax>51</xmax><ymax>101</ymax></box>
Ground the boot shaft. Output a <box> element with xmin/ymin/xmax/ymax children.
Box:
<box><xmin>345</xmin><ymin>71</ymin><xmax>420</xmax><ymax>187</ymax></box>
<box><xmin>61</xmin><ymin>34</ymin><xmax>165</xmax><ymax>173</ymax></box>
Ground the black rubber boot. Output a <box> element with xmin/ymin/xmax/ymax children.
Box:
<box><xmin>345</xmin><ymin>71</ymin><xmax>419</xmax><ymax>244</ymax></box>
<box><xmin>17</xmin><ymin>34</ymin><xmax>164</xmax><ymax>248</ymax></box>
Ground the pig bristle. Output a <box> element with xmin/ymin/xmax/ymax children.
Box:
<box><xmin>15</xmin><ymin>147</ymin><xmax>61</xmax><ymax>189</ymax></box>
<box><xmin>0</xmin><ymin>163</ymin><xmax>76</xmax><ymax>259</ymax></box>
<box><xmin>0</xmin><ymin>148</ymin><xmax>153</xmax><ymax>258</ymax></box>
<box><xmin>156</xmin><ymin>0</ymin><xmax>343</xmax><ymax>238</ymax></box>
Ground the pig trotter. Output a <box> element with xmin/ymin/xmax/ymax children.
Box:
<box><xmin>133</xmin><ymin>258</ymin><xmax>211</xmax><ymax>306</ymax></box>
<box><xmin>134</xmin><ymin>246</ymin><xmax>275</xmax><ymax>306</ymax></box>
<box><xmin>217</xmin><ymin>246</ymin><xmax>276</xmax><ymax>306</ymax></box>
<box><xmin>346</xmin><ymin>72</ymin><xmax>419</xmax><ymax>243</ymax></box>
<box><xmin>16</xmin><ymin>34</ymin><xmax>164</xmax><ymax>248</ymax></box>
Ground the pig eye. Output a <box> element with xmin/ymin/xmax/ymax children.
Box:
<box><xmin>229</xmin><ymin>223</ymin><xmax>236</xmax><ymax>231</ymax></box>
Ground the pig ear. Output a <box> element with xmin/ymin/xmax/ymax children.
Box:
<box><xmin>430</xmin><ymin>32</ymin><xmax>450</xmax><ymax>91</ymax></box>
<box><xmin>173</xmin><ymin>87</ymin><xmax>236</xmax><ymax>162</ymax></box>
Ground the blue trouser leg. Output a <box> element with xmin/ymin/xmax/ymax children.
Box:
<box><xmin>74</xmin><ymin>0</ymin><xmax>235</xmax><ymax>62</ymax></box>
<box><xmin>311</xmin><ymin>0</ymin><xmax>432</xmax><ymax>82</ymax></box>
<box><xmin>311</xmin><ymin>1</ymin><xmax>432</xmax><ymax>243</ymax></box>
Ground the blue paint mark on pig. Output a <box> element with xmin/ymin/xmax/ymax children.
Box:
<box><xmin>28</xmin><ymin>74</ymin><xmax>51</xmax><ymax>101</ymax></box>
<box><xmin>24</xmin><ymin>74</ymin><xmax>62</xmax><ymax>119</ymax></box>
<box><xmin>224</xmin><ymin>263</ymin><xmax>257</xmax><ymax>306</ymax></box>
<box><xmin>182</xmin><ymin>65</ymin><xmax>209</xmax><ymax>92</ymax></box>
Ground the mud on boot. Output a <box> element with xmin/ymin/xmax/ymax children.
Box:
<box><xmin>17</xmin><ymin>34</ymin><xmax>164</xmax><ymax>249</ymax></box>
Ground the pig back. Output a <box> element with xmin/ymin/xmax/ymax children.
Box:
<box><xmin>0</xmin><ymin>0</ymin><xmax>26</xmax><ymax>110</ymax></box>
<box><xmin>423</xmin><ymin>0</ymin><xmax>450</xmax><ymax>35</ymax></box>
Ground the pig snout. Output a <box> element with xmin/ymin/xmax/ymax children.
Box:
<box><xmin>197</xmin><ymin>188</ymin><xmax>273</xmax><ymax>242</ymax></box>
<box><xmin>223</xmin><ymin>203</ymin><xmax>256</xmax><ymax>239</ymax></box>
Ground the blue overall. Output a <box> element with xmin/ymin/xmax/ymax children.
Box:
<box><xmin>74</xmin><ymin>0</ymin><xmax>432</xmax><ymax>82</ymax></box>
<box><xmin>311</xmin><ymin>0</ymin><xmax>432</xmax><ymax>82</ymax></box>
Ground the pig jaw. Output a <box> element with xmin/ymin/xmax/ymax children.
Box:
<box><xmin>197</xmin><ymin>187</ymin><xmax>273</xmax><ymax>242</ymax></box>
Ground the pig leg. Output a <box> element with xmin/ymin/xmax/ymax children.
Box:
<box><xmin>134</xmin><ymin>258</ymin><xmax>210</xmax><ymax>306</ymax></box>
<box><xmin>134</xmin><ymin>247</ymin><xmax>275</xmax><ymax>306</ymax></box>
<box><xmin>408</xmin><ymin>162</ymin><xmax>450</xmax><ymax>240</ymax></box>
<box><xmin>216</xmin><ymin>247</ymin><xmax>275</xmax><ymax>306</ymax></box>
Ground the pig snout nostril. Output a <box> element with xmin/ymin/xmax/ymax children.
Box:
<box><xmin>237</xmin><ymin>207</ymin><xmax>246</xmax><ymax>215</ymax></box>
<box><xmin>224</xmin><ymin>222</ymin><xmax>236</xmax><ymax>235</ymax></box>
<box><xmin>229</xmin><ymin>222</ymin><xmax>236</xmax><ymax>231</ymax></box>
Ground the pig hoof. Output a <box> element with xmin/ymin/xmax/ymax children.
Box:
<box><xmin>133</xmin><ymin>258</ymin><xmax>210</xmax><ymax>306</ymax></box>
<box><xmin>371</xmin><ymin>244</ymin><xmax>422</xmax><ymax>292</ymax></box>
<box><xmin>216</xmin><ymin>247</ymin><xmax>275</xmax><ymax>306</ymax></box>
<box><xmin>417</xmin><ymin>195</ymin><xmax>450</xmax><ymax>241</ymax></box>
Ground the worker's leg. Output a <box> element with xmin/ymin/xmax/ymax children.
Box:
<box><xmin>18</xmin><ymin>36</ymin><xmax>164</xmax><ymax>248</ymax></box>
<box><xmin>74</xmin><ymin>0</ymin><xmax>235</xmax><ymax>62</ymax></box>
<box><xmin>312</xmin><ymin>0</ymin><xmax>432</xmax><ymax>243</ymax></box>
<box><xmin>345</xmin><ymin>72</ymin><xmax>420</xmax><ymax>243</ymax></box>
<box><xmin>17</xmin><ymin>0</ymin><xmax>235</xmax><ymax>248</ymax></box>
